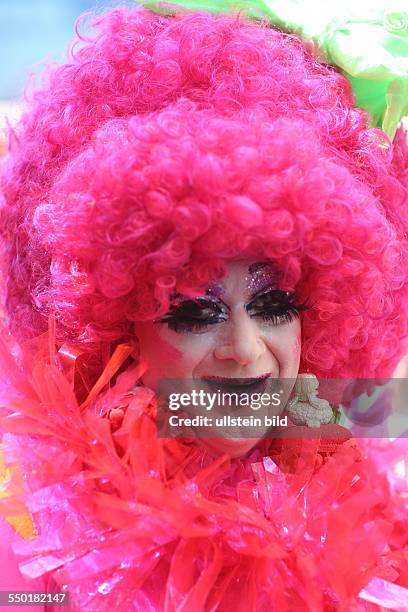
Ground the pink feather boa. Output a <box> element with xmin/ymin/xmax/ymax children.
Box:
<box><xmin>0</xmin><ymin>331</ymin><xmax>407</xmax><ymax>611</ymax></box>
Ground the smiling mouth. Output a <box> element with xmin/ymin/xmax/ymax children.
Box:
<box><xmin>200</xmin><ymin>374</ymin><xmax>272</xmax><ymax>392</ymax></box>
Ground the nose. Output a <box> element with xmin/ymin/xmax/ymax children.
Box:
<box><xmin>214</xmin><ymin>310</ymin><xmax>265</xmax><ymax>366</ymax></box>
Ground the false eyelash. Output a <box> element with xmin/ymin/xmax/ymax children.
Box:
<box><xmin>258</xmin><ymin>308</ymin><xmax>300</xmax><ymax>326</ymax></box>
<box><xmin>164</xmin><ymin>318</ymin><xmax>218</xmax><ymax>333</ymax></box>
<box><xmin>156</xmin><ymin>297</ymin><xmax>228</xmax><ymax>333</ymax></box>
<box><xmin>246</xmin><ymin>290</ymin><xmax>310</xmax><ymax>314</ymax></box>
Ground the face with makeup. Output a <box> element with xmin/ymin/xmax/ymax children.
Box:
<box><xmin>135</xmin><ymin>259</ymin><xmax>304</xmax><ymax>456</ymax></box>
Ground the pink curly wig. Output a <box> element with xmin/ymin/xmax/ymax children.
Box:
<box><xmin>1</xmin><ymin>6</ymin><xmax>407</xmax><ymax>380</ymax></box>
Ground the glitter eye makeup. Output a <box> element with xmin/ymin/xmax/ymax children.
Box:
<box><xmin>245</xmin><ymin>261</ymin><xmax>279</xmax><ymax>297</ymax></box>
<box><xmin>158</xmin><ymin>262</ymin><xmax>309</xmax><ymax>334</ymax></box>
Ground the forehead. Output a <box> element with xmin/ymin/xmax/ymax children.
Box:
<box><xmin>208</xmin><ymin>259</ymin><xmax>279</xmax><ymax>297</ymax></box>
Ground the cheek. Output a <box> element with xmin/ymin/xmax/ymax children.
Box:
<box><xmin>263</xmin><ymin>320</ymin><xmax>301</xmax><ymax>377</ymax></box>
<box><xmin>137</xmin><ymin>322</ymin><xmax>182</xmax><ymax>360</ymax></box>
<box><xmin>134</xmin><ymin>322</ymin><xmax>216</xmax><ymax>388</ymax></box>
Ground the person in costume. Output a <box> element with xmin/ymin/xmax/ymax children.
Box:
<box><xmin>0</xmin><ymin>1</ymin><xmax>407</xmax><ymax>610</ymax></box>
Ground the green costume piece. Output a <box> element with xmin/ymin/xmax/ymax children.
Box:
<box><xmin>142</xmin><ymin>0</ymin><xmax>408</xmax><ymax>140</ymax></box>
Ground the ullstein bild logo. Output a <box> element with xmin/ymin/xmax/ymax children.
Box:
<box><xmin>167</xmin><ymin>413</ymin><xmax>287</xmax><ymax>428</ymax></box>
<box><xmin>156</xmin><ymin>378</ymin><xmax>408</xmax><ymax>439</ymax></box>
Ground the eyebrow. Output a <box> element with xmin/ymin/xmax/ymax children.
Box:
<box><xmin>248</xmin><ymin>261</ymin><xmax>271</xmax><ymax>274</ymax></box>
<box><xmin>170</xmin><ymin>284</ymin><xmax>280</xmax><ymax>311</ymax></box>
<box><xmin>169</xmin><ymin>261</ymin><xmax>280</xmax><ymax>303</ymax></box>
<box><xmin>246</xmin><ymin>261</ymin><xmax>280</xmax><ymax>298</ymax></box>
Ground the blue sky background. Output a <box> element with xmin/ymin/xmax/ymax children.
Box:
<box><xmin>1</xmin><ymin>0</ymin><xmax>136</xmax><ymax>100</ymax></box>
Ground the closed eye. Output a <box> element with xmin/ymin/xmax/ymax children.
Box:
<box><xmin>157</xmin><ymin>296</ymin><xmax>229</xmax><ymax>333</ymax></box>
<box><xmin>246</xmin><ymin>289</ymin><xmax>309</xmax><ymax>326</ymax></box>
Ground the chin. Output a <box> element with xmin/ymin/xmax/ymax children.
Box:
<box><xmin>198</xmin><ymin>437</ymin><xmax>261</xmax><ymax>458</ymax></box>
